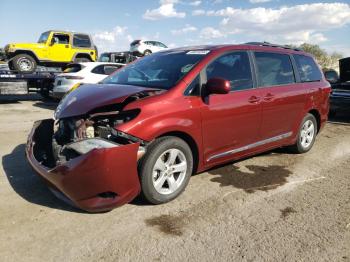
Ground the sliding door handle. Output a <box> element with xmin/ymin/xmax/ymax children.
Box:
<box><xmin>264</xmin><ymin>93</ymin><xmax>275</xmax><ymax>101</ymax></box>
<box><xmin>248</xmin><ymin>96</ymin><xmax>260</xmax><ymax>103</ymax></box>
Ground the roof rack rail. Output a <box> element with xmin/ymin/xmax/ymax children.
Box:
<box><xmin>245</xmin><ymin>42</ymin><xmax>302</xmax><ymax>51</ymax></box>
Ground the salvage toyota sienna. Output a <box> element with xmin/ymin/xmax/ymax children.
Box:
<box><xmin>26</xmin><ymin>43</ymin><xmax>331</xmax><ymax>212</ymax></box>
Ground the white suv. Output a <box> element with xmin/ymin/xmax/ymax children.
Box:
<box><xmin>130</xmin><ymin>40</ymin><xmax>168</xmax><ymax>56</ymax></box>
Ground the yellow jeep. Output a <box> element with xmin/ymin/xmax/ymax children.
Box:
<box><xmin>4</xmin><ymin>30</ymin><xmax>97</xmax><ymax>72</ymax></box>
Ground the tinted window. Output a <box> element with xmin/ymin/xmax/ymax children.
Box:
<box><xmin>104</xmin><ymin>65</ymin><xmax>120</xmax><ymax>75</ymax></box>
<box><xmin>130</xmin><ymin>40</ymin><xmax>141</xmax><ymax>46</ymax></box>
<box><xmin>38</xmin><ymin>31</ymin><xmax>50</xmax><ymax>43</ymax></box>
<box><xmin>63</xmin><ymin>64</ymin><xmax>83</xmax><ymax>73</ymax></box>
<box><xmin>158</xmin><ymin>42</ymin><xmax>167</xmax><ymax>48</ymax></box>
<box><xmin>103</xmin><ymin>51</ymin><xmax>206</xmax><ymax>90</ymax></box>
<box><xmin>53</xmin><ymin>34</ymin><xmax>70</xmax><ymax>44</ymax></box>
<box><xmin>91</xmin><ymin>65</ymin><xmax>105</xmax><ymax>74</ymax></box>
<box><xmin>206</xmin><ymin>52</ymin><xmax>253</xmax><ymax>91</ymax></box>
<box><xmin>254</xmin><ymin>52</ymin><xmax>295</xmax><ymax>87</ymax></box>
<box><xmin>73</xmin><ymin>34</ymin><xmax>91</xmax><ymax>47</ymax></box>
<box><xmin>294</xmin><ymin>54</ymin><xmax>322</xmax><ymax>82</ymax></box>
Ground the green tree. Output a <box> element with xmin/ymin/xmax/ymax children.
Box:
<box><xmin>297</xmin><ymin>43</ymin><xmax>343</xmax><ymax>70</ymax></box>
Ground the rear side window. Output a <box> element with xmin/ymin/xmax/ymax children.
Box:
<box><xmin>254</xmin><ymin>52</ymin><xmax>295</xmax><ymax>87</ymax></box>
<box><xmin>104</xmin><ymin>65</ymin><xmax>120</xmax><ymax>75</ymax></box>
<box><xmin>92</xmin><ymin>65</ymin><xmax>121</xmax><ymax>75</ymax></box>
<box><xmin>73</xmin><ymin>34</ymin><xmax>91</xmax><ymax>48</ymax></box>
<box><xmin>63</xmin><ymin>64</ymin><xmax>83</xmax><ymax>73</ymax></box>
<box><xmin>206</xmin><ymin>51</ymin><xmax>253</xmax><ymax>91</ymax></box>
<box><xmin>91</xmin><ymin>65</ymin><xmax>105</xmax><ymax>74</ymax></box>
<box><xmin>294</xmin><ymin>54</ymin><xmax>322</xmax><ymax>82</ymax></box>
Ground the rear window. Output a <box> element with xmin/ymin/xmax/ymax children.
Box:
<box><xmin>130</xmin><ymin>40</ymin><xmax>141</xmax><ymax>46</ymax></box>
<box><xmin>63</xmin><ymin>64</ymin><xmax>83</xmax><ymax>73</ymax></box>
<box><xmin>254</xmin><ymin>52</ymin><xmax>295</xmax><ymax>87</ymax></box>
<box><xmin>92</xmin><ymin>65</ymin><xmax>122</xmax><ymax>75</ymax></box>
<box><xmin>293</xmin><ymin>54</ymin><xmax>322</xmax><ymax>82</ymax></box>
<box><xmin>73</xmin><ymin>34</ymin><xmax>91</xmax><ymax>48</ymax></box>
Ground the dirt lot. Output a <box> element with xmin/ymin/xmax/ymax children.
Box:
<box><xmin>0</xmin><ymin>96</ymin><xmax>349</xmax><ymax>262</ymax></box>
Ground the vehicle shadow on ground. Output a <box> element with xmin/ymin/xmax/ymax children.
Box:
<box><xmin>2</xmin><ymin>144</ymin><xmax>85</xmax><ymax>213</ymax></box>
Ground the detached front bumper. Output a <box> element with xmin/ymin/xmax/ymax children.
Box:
<box><xmin>25</xmin><ymin>119</ymin><xmax>141</xmax><ymax>212</ymax></box>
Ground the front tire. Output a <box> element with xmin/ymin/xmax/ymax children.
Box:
<box><xmin>12</xmin><ymin>54</ymin><xmax>37</xmax><ymax>72</ymax></box>
<box><xmin>139</xmin><ymin>136</ymin><xmax>193</xmax><ymax>204</ymax></box>
<box><xmin>289</xmin><ymin>113</ymin><xmax>317</xmax><ymax>153</ymax></box>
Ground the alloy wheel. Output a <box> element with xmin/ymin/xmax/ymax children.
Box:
<box><xmin>300</xmin><ymin>119</ymin><xmax>315</xmax><ymax>149</ymax></box>
<box><xmin>152</xmin><ymin>148</ymin><xmax>187</xmax><ymax>195</ymax></box>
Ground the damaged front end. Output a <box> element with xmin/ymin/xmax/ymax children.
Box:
<box><xmin>26</xmin><ymin>109</ymin><xmax>148</xmax><ymax>212</ymax></box>
<box><xmin>26</xmin><ymin>84</ymin><xmax>163</xmax><ymax>212</ymax></box>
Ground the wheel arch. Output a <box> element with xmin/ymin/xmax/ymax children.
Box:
<box><xmin>72</xmin><ymin>52</ymin><xmax>93</xmax><ymax>61</ymax></box>
<box><xmin>308</xmin><ymin>109</ymin><xmax>321</xmax><ymax>133</ymax></box>
<box><xmin>12</xmin><ymin>50</ymin><xmax>39</xmax><ymax>63</ymax></box>
<box><xmin>157</xmin><ymin>131</ymin><xmax>199</xmax><ymax>174</ymax></box>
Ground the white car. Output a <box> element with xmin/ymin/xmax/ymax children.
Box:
<box><xmin>130</xmin><ymin>40</ymin><xmax>168</xmax><ymax>56</ymax></box>
<box><xmin>50</xmin><ymin>62</ymin><xmax>124</xmax><ymax>99</ymax></box>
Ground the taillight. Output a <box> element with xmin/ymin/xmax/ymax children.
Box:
<box><xmin>64</xmin><ymin>76</ymin><xmax>84</xmax><ymax>80</ymax></box>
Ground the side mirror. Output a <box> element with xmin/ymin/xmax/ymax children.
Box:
<box><xmin>324</xmin><ymin>70</ymin><xmax>339</xmax><ymax>84</ymax></box>
<box><xmin>206</xmin><ymin>78</ymin><xmax>230</xmax><ymax>95</ymax></box>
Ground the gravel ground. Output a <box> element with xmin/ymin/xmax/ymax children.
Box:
<box><xmin>0</xmin><ymin>96</ymin><xmax>349</xmax><ymax>262</ymax></box>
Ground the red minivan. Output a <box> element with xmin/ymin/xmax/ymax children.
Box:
<box><xmin>26</xmin><ymin>43</ymin><xmax>331</xmax><ymax>212</ymax></box>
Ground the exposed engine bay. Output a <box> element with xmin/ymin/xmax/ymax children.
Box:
<box><xmin>51</xmin><ymin>92</ymin><xmax>154</xmax><ymax>166</ymax></box>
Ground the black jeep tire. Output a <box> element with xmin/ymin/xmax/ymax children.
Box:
<box><xmin>12</xmin><ymin>54</ymin><xmax>37</xmax><ymax>73</ymax></box>
<box><xmin>74</xmin><ymin>57</ymin><xmax>91</xmax><ymax>63</ymax></box>
<box><xmin>139</xmin><ymin>136</ymin><xmax>193</xmax><ymax>204</ymax></box>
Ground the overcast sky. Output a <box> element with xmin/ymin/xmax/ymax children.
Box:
<box><xmin>1</xmin><ymin>0</ymin><xmax>349</xmax><ymax>56</ymax></box>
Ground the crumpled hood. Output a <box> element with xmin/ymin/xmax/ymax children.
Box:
<box><xmin>54</xmin><ymin>84</ymin><xmax>160</xmax><ymax>119</ymax></box>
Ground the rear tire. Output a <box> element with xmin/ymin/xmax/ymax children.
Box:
<box><xmin>12</xmin><ymin>54</ymin><xmax>37</xmax><ymax>72</ymax></box>
<box><xmin>139</xmin><ymin>136</ymin><xmax>193</xmax><ymax>204</ymax></box>
<box><xmin>289</xmin><ymin>113</ymin><xmax>317</xmax><ymax>154</ymax></box>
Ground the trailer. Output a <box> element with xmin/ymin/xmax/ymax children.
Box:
<box><xmin>0</xmin><ymin>69</ymin><xmax>57</xmax><ymax>99</ymax></box>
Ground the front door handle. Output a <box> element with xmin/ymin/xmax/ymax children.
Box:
<box><xmin>264</xmin><ymin>93</ymin><xmax>275</xmax><ymax>101</ymax></box>
<box><xmin>248</xmin><ymin>95</ymin><xmax>260</xmax><ymax>103</ymax></box>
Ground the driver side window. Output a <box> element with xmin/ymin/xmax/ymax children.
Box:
<box><xmin>52</xmin><ymin>34</ymin><xmax>70</xmax><ymax>44</ymax></box>
<box><xmin>206</xmin><ymin>51</ymin><xmax>253</xmax><ymax>91</ymax></box>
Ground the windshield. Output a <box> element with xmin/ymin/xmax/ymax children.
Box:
<box><xmin>38</xmin><ymin>31</ymin><xmax>50</xmax><ymax>44</ymax></box>
<box><xmin>102</xmin><ymin>51</ymin><xmax>207</xmax><ymax>90</ymax></box>
<box><xmin>98</xmin><ymin>54</ymin><xmax>110</xmax><ymax>62</ymax></box>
